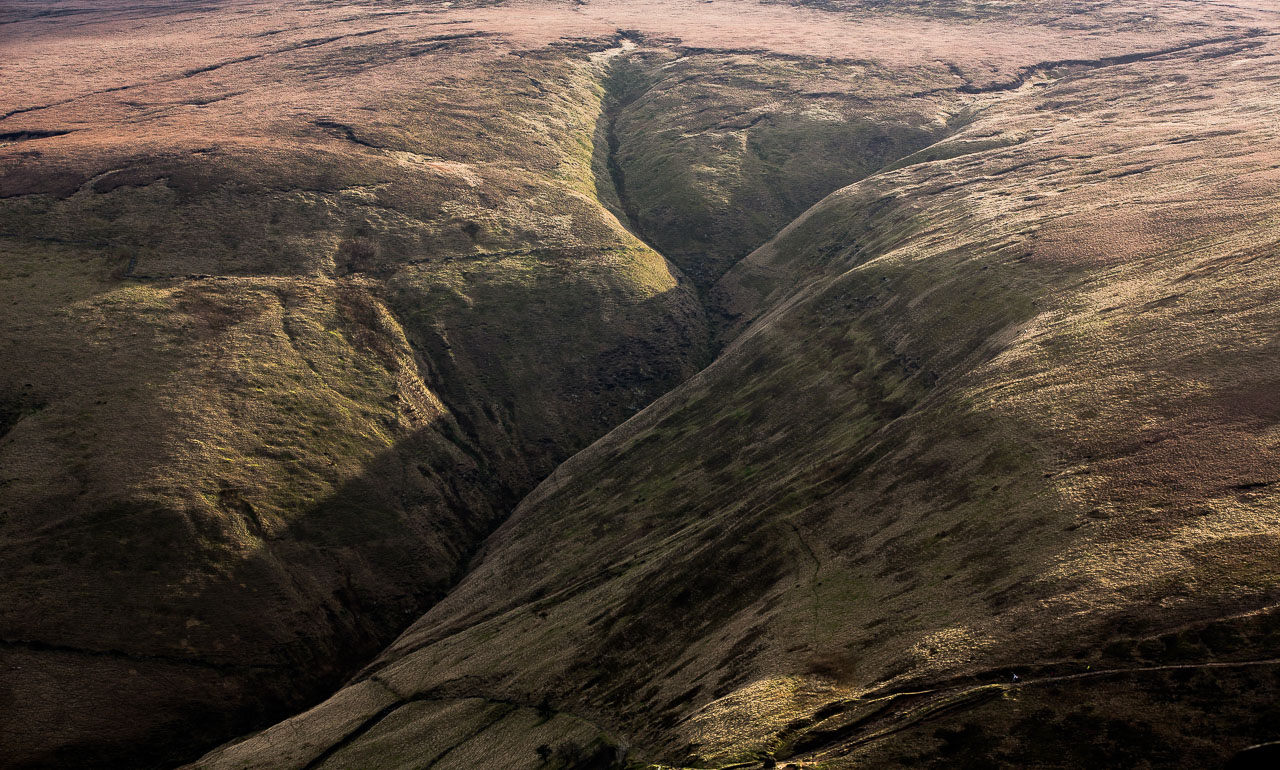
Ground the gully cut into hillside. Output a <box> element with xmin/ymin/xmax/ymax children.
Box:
<box><xmin>2</xmin><ymin>1</ymin><xmax>1280</xmax><ymax>769</ymax></box>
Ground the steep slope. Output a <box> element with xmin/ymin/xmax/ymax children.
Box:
<box><xmin>0</xmin><ymin>4</ymin><xmax>961</xmax><ymax>766</ymax></box>
<box><xmin>0</xmin><ymin>28</ymin><xmax>710</xmax><ymax>770</ymax></box>
<box><xmin>5</xmin><ymin>1</ymin><xmax>1280</xmax><ymax>768</ymax></box>
<box><xmin>601</xmin><ymin>48</ymin><xmax>956</xmax><ymax>293</ymax></box>
<box><xmin>187</xmin><ymin>29</ymin><xmax>1280</xmax><ymax>770</ymax></box>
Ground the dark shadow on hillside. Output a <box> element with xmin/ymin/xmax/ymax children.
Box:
<box><xmin>0</xmin><ymin>278</ymin><xmax>707</xmax><ymax>770</ymax></box>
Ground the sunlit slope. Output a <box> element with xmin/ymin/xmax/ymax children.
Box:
<box><xmin>0</xmin><ymin>5</ymin><xmax>984</xmax><ymax>764</ymax></box>
<box><xmin>189</xmin><ymin>33</ymin><xmax>1280</xmax><ymax>769</ymax></box>
<box><xmin>0</xmin><ymin>39</ymin><xmax>709</xmax><ymax>770</ymax></box>
<box><xmin>4</xmin><ymin>1</ymin><xmax>1280</xmax><ymax>768</ymax></box>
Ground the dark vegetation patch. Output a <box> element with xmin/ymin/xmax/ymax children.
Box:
<box><xmin>313</xmin><ymin>119</ymin><xmax>385</xmax><ymax>150</ymax></box>
<box><xmin>577</xmin><ymin>519</ymin><xmax>789</xmax><ymax>713</ymax></box>
<box><xmin>0</xmin><ymin>129</ymin><xmax>73</xmax><ymax>142</ymax></box>
<box><xmin>602</xmin><ymin>50</ymin><xmax>954</xmax><ymax>295</ymax></box>
<box><xmin>0</xmin><ymin>388</ymin><xmax>45</xmax><ymax>441</ymax></box>
<box><xmin>863</xmin><ymin>659</ymin><xmax>1280</xmax><ymax>770</ymax></box>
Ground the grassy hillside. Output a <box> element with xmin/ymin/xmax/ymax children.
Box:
<box><xmin>602</xmin><ymin>48</ymin><xmax>958</xmax><ymax>293</ymax></box>
<box><xmin>3</xmin><ymin>1</ymin><xmax>1279</xmax><ymax>768</ymax></box>
<box><xmin>186</xmin><ymin>30</ymin><xmax>1280</xmax><ymax>770</ymax></box>
<box><xmin>0</xmin><ymin>33</ymin><xmax>713</xmax><ymax>770</ymax></box>
<box><xmin>0</xmin><ymin>14</ymin><xmax>959</xmax><ymax>767</ymax></box>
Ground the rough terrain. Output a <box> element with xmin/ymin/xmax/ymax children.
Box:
<box><xmin>2</xmin><ymin>1</ymin><xmax>1279</xmax><ymax>768</ymax></box>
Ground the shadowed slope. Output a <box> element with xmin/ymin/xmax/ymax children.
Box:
<box><xmin>600</xmin><ymin>47</ymin><xmax>957</xmax><ymax>293</ymax></box>
<box><xmin>0</xmin><ymin>34</ymin><xmax>710</xmax><ymax>770</ymax></box>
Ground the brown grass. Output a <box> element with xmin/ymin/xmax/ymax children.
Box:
<box><xmin>4</xmin><ymin>1</ymin><xmax>1280</xmax><ymax>768</ymax></box>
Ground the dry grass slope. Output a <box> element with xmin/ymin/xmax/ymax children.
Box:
<box><xmin>186</xmin><ymin>20</ymin><xmax>1280</xmax><ymax>770</ymax></box>
<box><xmin>2</xmin><ymin>1</ymin><xmax>1279</xmax><ymax>769</ymax></box>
